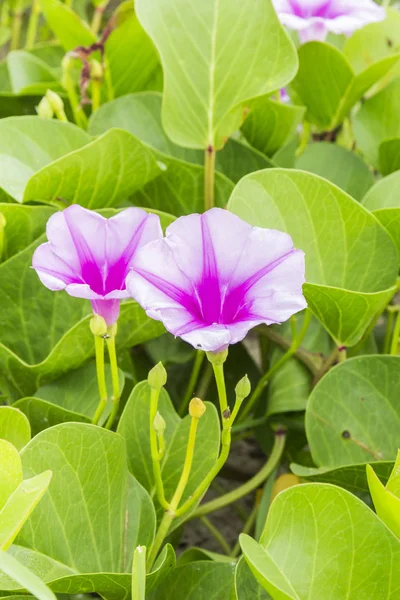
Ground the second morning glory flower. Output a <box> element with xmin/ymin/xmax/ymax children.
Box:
<box><xmin>126</xmin><ymin>208</ymin><xmax>306</xmax><ymax>353</ymax></box>
<box><xmin>32</xmin><ymin>205</ymin><xmax>162</xmax><ymax>326</ymax></box>
<box><xmin>272</xmin><ymin>0</ymin><xmax>385</xmax><ymax>43</ymax></box>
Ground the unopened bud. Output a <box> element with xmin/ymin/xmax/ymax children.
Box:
<box><xmin>46</xmin><ymin>90</ymin><xmax>65</xmax><ymax>114</ymax></box>
<box><xmin>90</xmin><ymin>314</ymin><xmax>108</xmax><ymax>337</ymax></box>
<box><xmin>148</xmin><ymin>362</ymin><xmax>167</xmax><ymax>389</ymax></box>
<box><xmin>235</xmin><ymin>375</ymin><xmax>251</xmax><ymax>402</ymax></box>
<box><xmin>153</xmin><ymin>411</ymin><xmax>166</xmax><ymax>434</ymax></box>
<box><xmin>90</xmin><ymin>59</ymin><xmax>103</xmax><ymax>81</ymax></box>
<box><xmin>189</xmin><ymin>397</ymin><xmax>206</xmax><ymax>419</ymax></box>
<box><xmin>206</xmin><ymin>348</ymin><xmax>228</xmax><ymax>366</ymax></box>
<box><xmin>36</xmin><ymin>96</ymin><xmax>54</xmax><ymax>119</ymax></box>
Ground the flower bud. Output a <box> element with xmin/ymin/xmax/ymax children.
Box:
<box><xmin>189</xmin><ymin>397</ymin><xmax>206</xmax><ymax>419</ymax></box>
<box><xmin>46</xmin><ymin>90</ymin><xmax>65</xmax><ymax>115</ymax></box>
<box><xmin>36</xmin><ymin>96</ymin><xmax>54</xmax><ymax>120</ymax></box>
<box><xmin>90</xmin><ymin>59</ymin><xmax>103</xmax><ymax>81</ymax></box>
<box><xmin>235</xmin><ymin>375</ymin><xmax>251</xmax><ymax>402</ymax></box>
<box><xmin>148</xmin><ymin>362</ymin><xmax>167</xmax><ymax>389</ymax></box>
<box><xmin>206</xmin><ymin>348</ymin><xmax>228</xmax><ymax>366</ymax></box>
<box><xmin>153</xmin><ymin>411</ymin><xmax>166</xmax><ymax>434</ymax></box>
<box><xmin>90</xmin><ymin>314</ymin><xmax>108</xmax><ymax>337</ymax></box>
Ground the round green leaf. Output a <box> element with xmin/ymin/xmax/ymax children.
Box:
<box><xmin>0</xmin><ymin>407</ymin><xmax>30</xmax><ymax>451</ymax></box>
<box><xmin>228</xmin><ymin>169</ymin><xmax>398</xmax><ymax>346</ymax></box>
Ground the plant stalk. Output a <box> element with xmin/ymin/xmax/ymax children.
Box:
<box><xmin>179</xmin><ymin>350</ymin><xmax>205</xmax><ymax>416</ymax></box>
<box><xmin>105</xmin><ymin>333</ymin><xmax>120</xmax><ymax>429</ymax></box>
<box><xmin>149</xmin><ymin>387</ymin><xmax>168</xmax><ymax>509</ymax></box>
<box><xmin>10</xmin><ymin>0</ymin><xmax>23</xmax><ymax>50</ymax></box>
<box><xmin>204</xmin><ymin>145</ymin><xmax>216</xmax><ymax>211</ymax></box>
<box><xmin>92</xmin><ymin>335</ymin><xmax>108</xmax><ymax>425</ymax></box>
<box><xmin>25</xmin><ymin>0</ymin><xmax>40</xmax><ymax>48</ymax></box>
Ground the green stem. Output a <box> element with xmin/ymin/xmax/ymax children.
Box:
<box><xmin>240</xmin><ymin>311</ymin><xmax>312</xmax><ymax>421</ymax></box>
<box><xmin>10</xmin><ymin>0</ymin><xmax>23</xmax><ymax>50</ymax></box>
<box><xmin>92</xmin><ymin>335</ymin><xmax>108</xmax><ymax>425</ymax></box>
<box><xmin>204</xmin><ymin>146</ymin><xmax>216</xmax><ymax>211</ymax></box>
<box><xmin>0</xmin><ymin>2</ymin><xmax>10</xmax><ymax>28</ymax></box>
<box><xmin>231</xmin><ymin>503</ymin><xmax>258</xmax><ymax>557</ymax></box>
<box><xmin>200</xmin><ymin>517</ymin><xmax>232</xmax><ymax>555</ymax></box>
<box><xmin>25</xmin><ymin>0</ymin><xmax>40</xmax><ymax>48</ymax></box>
<box><xmin>91</xmin><ymin>79</ymin><xmax>102</xmax><ymax>113</ymax></box>
<box><xmin>104</xmin><ymin>58</ymin><xmax>114</xmax><ymax>102</ymax></box>
<box><xmin>384</xmin><ymin>309</ymin><xmax>395</xmax><ymax>354</ymax></box>
<box><xmin>257</xmin><ymin>324</ymin><xmax>320</xmax><ymax>375</ymax></box>
<box><xmin>132</xmin><ymin>546</ymin><xmax>146</xmax><ymax>600</ymax></box>
<box><xmin>149</xmin><ymin>387</ymin><xmax>168</xmax><ymax>510</ymax></box>
<box><xmin>105</xmin><ymin>334</ymin><xmax>120</xmax><ymax>429</ymax></box>
<box><xmin>179</xmin><ymin>350</ymin><xmax>205</xmax><ymax>416</ymax></box>
<box><xmin>338</xmin><ymin>346</ymin><xmax>347</xmax><ymax>362</ymax></box>
<box><xmin>192</xmin><ymin>429</ymin><xmax>286</xmax><ymax>518</ymax></box>
<box><xmin>147</xmin><ymin>414</ymin><xmax>200</xmax><ymax>570</ymax></box>
<box><xmin>91</xmin><ymin>4</ymin><xmax>107</xmax><ymax>35</ymax></box>
<box><xmin>62</xmin><ymin>57</ymin><xmax>88</xmax><ymax>129</ymax></box>
<box><xmin>390</xmin><ymin>312</ymin><xmax>400</xmax><ymax>355</ymax></box>
<box><xmin>212</xmin><ymin>361</ymin><xmax>228</xmax><ymax>417</ymax></box>
<box><xmin>312</xmin><ymin>346</ymin><xmax>338</xmax><ymax>387</ymax></box>
<box><xmin>197</xmin><ymin>362</ymin><xmax>213</xmax><ymax>399</ymax></box>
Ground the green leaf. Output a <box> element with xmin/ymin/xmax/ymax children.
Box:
<box><xmin>18</xmin><ymin>423</ymin><xmax>149</xmax><ymax>573</ymax></box>
<box><xmin>6</xmin><ymin>51</ymin><xmax>62</xmax><ymax>95</ymax></box>
<box><xmin>39</xmin><ymin>0</ymin><xmax>96</xmax><ymax>51</ymax></box>
<box><xmin>105</xmin><ymin>9</ymin><xmax>162</xmax><ymax>97</ymax></box>
<box><xmin>0</xmin><ymin>204</ymin><xmax>54</xmax><ymax>261</ymax></box>
<box><xmin>147</xmin><ymin>562</ymin><xmax>235</xmax><ymax>600</ymax></box>
<box><xmin>13</xmin><ymin>362</ymin><xmax>125</xmax><ymax>434</ymax></box>
<box><xmin>23</xmin><ymin>129</ymin><xmax>162</xmax><ymax>208</ymax></box>
<box><xmin>387</xmin><ymin>450</ymin><xmax>400</xmax><ymax>496</ymax></box>
<box><xmin>292</xmin><ymin>41</ymin><xmax>399</xmax><ymax>131</ymax></box>
<box><xmin>0</xmin><ymin>235</ymin><xmax>164</xmax><ymax>401</ymax></box>
<box><xmin>0</xmin><ymin>550</ymin><xmax>56</xmax><ymax>600</ymax></box>
<box><xmin>379</xmin><ymin>137</ymin><xmax>400</xmax><ymax>176</ymax></box>
<box><xmin>306</xmin><ymin>356</ymin><xmax>400</xmax><ymax>467</ymax></box>
<box><xmin>241</xmin><ymin>483</ymin><xmax>400</xmax><ymax>599</ymax></box>
<box><xmin>0</xmin><ymin>440</ymin><xmax>23</xmax><ymax>511</ymax></box>
<box><xmin>0</xmin><ymin>407</ymin><xmax>30</xmax><ymax>451</ymax></box>
<box><xmin>362</xmin><ymin>170</ymin><xmax>400</xmax><ymax>211</ymax></box>
<box><xmin>241</xmin><ymin>97</ymin><xmax>304</xmax><ymax>157</ymax></box>
<box><xmin>146</xmin><ymin>545</ymin><xmax>176</xmax><ymax>594</ymax></box>
<box><xmin>290</xmin><ymin>461</ymin><xmax>393</xmax><ymax>496</ymax></box>
<box><xmin>367</xmin><ymin>464</ymin><xmax>400</xmax><ymax>538</ymax></box>
<box><xmin>235</xmin><ymin>557</ymin><xmax>271</xmax><ymax>600</ymax></box>
<box><xmin>0</xmin><ymin>117</ymin><xmax>90</xmax><ymax>202</ymax></box>
<box><xmin>228</xmin><ymin>169</ymin><xmax>398</xmax><ymax>346</ymax></box>
<box><xmin>118</xmin><ymin>382</ymin><xmax>221</xmax><ymax>524</ymax></box>
<box><xmin>354</xmin><ymin>78</ymin><xmax>400</xmax><ymax>167</ymax></box>
<box><xmin>0</xmin><ymin>471</ymin><xmax>52</xmax><ymax>551</ymax></box>
<box><xmin>135</xmin><ymin>0</ymin><xmax>297</xmax><ymax>149</ymax></box>
<box><xmin>295</xmin><ymin>142</ymin><xmax>374</xmax><ymax>201</ymax></box>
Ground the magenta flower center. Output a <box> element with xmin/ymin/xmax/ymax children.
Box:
<box><xmin>288</xmin><ymin>0</ymin><xmax>343</xmax><ymax>18</ymax></box>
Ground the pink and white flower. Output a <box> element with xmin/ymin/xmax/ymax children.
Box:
<box><xmin>32</xmin><ymin>205</ymin><xmax>162</xmax><ymax>326</ymax></box>
<box><xmin>272</xmin><ymin>0</ymin><xmax>385</xmax><ymax>43</ymax></box>
<box><xmin>127</xmin><ymin>208</ymin><xmax>306</xmax><ymax>353</ymax></box>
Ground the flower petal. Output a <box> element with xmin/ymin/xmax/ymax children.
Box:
<box><xmin>32</xmin><ymin>242</ymin><xmax>82</xmax><ymax>291</ymax></box>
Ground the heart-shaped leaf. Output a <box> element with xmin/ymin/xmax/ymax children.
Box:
<box><xmin>241</xmin><ymin>483</ymin><xmax>400</xmax><ymax>599</ymax></box>
<box><xmin>0</xmin><ymin>440</ymin><xmax>22</xmax><ymax>511</ymax></box>
<box><xmin>292</xmin><ymin>41</ymin><xmax>399</xmax><ymax>131</ymax></box>
<box><xmin>0</xmin><ymin>407</ymin><xmax>30</xmax><ymax>451</ymax></box>
<box><xmin>306</xmin><ymin>356</ymin><xmax>400</xmax><ymax>467</ymax></box>
<box><xmin>228</xmin><ymin>169</ymin><xmax>398</xmax><ymax>346</ymax></box>
<box><xmin>135</xmin><ymin>0</ymin><xmax>297</xmax><ymax>149</ymax></box>
<box><xmin>0</xmin><ymin>205</ymin><xmax>54</xmax><ymax>260</ymax></box>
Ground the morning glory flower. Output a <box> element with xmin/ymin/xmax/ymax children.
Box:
<box><xmin>126</xmin><ymin>208</ymin><xmax>306</xmax><ymax>353</ymax></box>
<box><xmin>32</xmin><ymin>205</ymin><xmax>162</xmax><ymax>326</ymax></box>
<box><xmin>272</xmin><ymin>0</ymin><xmax>385</xmax><ymax>43</ymax></box>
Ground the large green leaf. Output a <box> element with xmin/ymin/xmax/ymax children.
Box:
<box><xmin>14</xmin><ymin>362</ymin><xmax>125</xmax><ymax>435</ymax></box>
<box><xmin>0</xmin><ymin>440</ymin><xmax>22</xmax><ymax>511</ymax></box>
<box><xmin>0</xmin><ymin>205</ymin><xmax>55</xmax><ymax>260</ymax></box>
<box><xmin>135</xmin><ymin>0</ymin><xmax>297</xmax><ymax>149</ymax></box>
<box><xmin>295</xmin><ymin>142</ymin><xmax>374</xmax><ymax>201</ymax></box>
<box><xmin>118</xmin><ymin>382</ymin><xmax>220</xmax><ymax>524</ymax></box>
<box><xmin>0</xmin><ymin>117</ymin><xmax>90</xmax><ymax>202</ymax></box>
<box><xmin>105</xmin><ymin>8</ymin><xmax>162</xmax><ymax>97</ymax></box>
<box><xmin>0</xmin><ymin>232</ymin><xmax>165</xmax><ymax>401</ymax></box>
<box><xmin>0</xmin><ymin>550</ymin><xmax>56</xmax><ymax>600</ymax></box>
<box><xmin>23</xmin><ymin>129</ymin><xmax>162</xmax><ymax>208</ymax></box>
<box><xmin>241</xmin><ymin>97</ymin><xmax>304</xmax><ymax>157</ymax></box>
<box><xmin>228</xmin><ymin>169</ymin><xmax>398</xmax><ymax>346</ymax></box>
<box><xmin>241</xmin><ymin>483</ymin><xmax>400</xmax><ymax>599</ymax></box>
<box><xmin>367</xmin><ymin>461</ymin><xmax>400</xmax><ymax>539</ymax></box>
<box><xmin>39</xmin><ymin>0</ymin><xmax>96</xmax><ymax>51</ymax></box>
<box><xmin>354</xmin><ymin>78</ymin><xmax>400</xmax><ymax>167</ymax></box>
<box><xmin>235</xmin><ymin>558</ymin><xmax>271</xmax><ymax>600</ymax></box>
<box><xmin>147</xmin><ymin>562</ymin><xmax>235</xmax><ymax>600</ymax></box>
<box><xmin>0</xmin><ymin>407</ymin><xmax>30</xmax><ymax>451</ymax></box>
<box><xmin>18</xmin><ymin>423</ymin><xmax>154</xmax><ymax>573</ymax></box>
<box><xmin>306</xmin><ymin>356</ymin><xmax>400</xmax><ymax>467</ymax></box>
<box><xmin>6</xmin><ymin>51</ymin><xmax>62</xmax><ymax>95</ymax></box>
<box><xmin>292</xmin><ymin>41</ymin><xmax>399</xmax><ymax>131</ymax></box>
<box><xmin>379</xmin><ymin>137</ymin><xmax>400</xmax><ymax>176</ymax></box>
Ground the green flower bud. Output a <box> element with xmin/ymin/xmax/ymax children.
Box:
<box><xmin>189</xmin><ymin>397</ymin><xmax>206</xmax><ymax>419</ymax></box>
<box><xmin>153</xmin><ymin>411</ymin><xmax>166</xmax><ymax>434</ymax></box>
<box><xmin>235</xmin><ymin>374</ymin><xmax>251</xmax><ymax>402</ymax></box>
<box><xmin>90</xmin><ymin>59</ymin><xmax>103</xmax><ymax>80</ymax></box>
<box><xmin>36</xmin><ymin>96</ymin><xmax>54</xmax><ymax>120</ymax></box>
<box><xmin>46</xmin><ymin>90</ymin><xmax>65</xmax><ymax>115</ymax></box>
<box><xmin>148</xmin><ymin>362</ymin><xmax>167</xmax><ymax>389</ymax></box>
<box><xmin>90</xmin><ymin>314</ymin><xmax>108</xmax><ymax>337</ymax></box>
<box><xmin>206</xmin><ymin>348</ymin><xmax>228</xmax><ymax>366</ymax></box>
